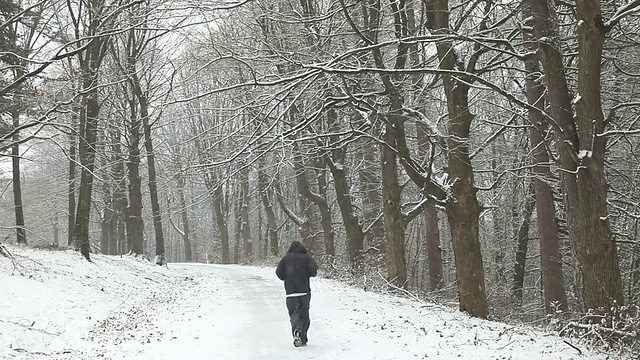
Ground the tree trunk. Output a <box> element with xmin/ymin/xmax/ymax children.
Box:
<box><xmin>315</xmin><ymin>166</ymin><xmax>335</xmax><ymax>260</ymax></box>
<box><xmin>208</xmin><ymin>174</ymin><xmax>230</xmax><ymax>264</ymax></box>
<box><xmin>126</xmin><ymin>98</ymin><xmax>144</xmax><ymax>255</ymax></box>
<box><xmin>176</xmin><ymin>169</ymin><xmax>192</xmax><ymax>262</ymax></box>
<box><xmin>112</xmin><ymin>135</ymin><xmax>127</xmax><ymax>255</ymax></box>
<box><xmin>53</xmin><ymin>214</ymin><xmax>59</xmax><ymax>247</ymax></box>
<box><xmin>291</xmin><ymin>148</ymin><xmax>335</xmax><ymax>259</ymax></box>
<box><xmin>531</xmin><ymin>0</ymin><xmax>623</xmax><ymax>310</ymax></box>
<box><xmin>241</xmin><ymin>166</ymin><xmax>252</xmax><ymax>260</ymax></box>
<box><xmin>417</xmin><ymin>123</ymin><xmax>443</xmax><ymax>291</ymax></box>
<box><xmin>424</xmin><ymin>0</ymin><xmax>488</xmax><ymax>318</ymax></box>
<box><xmin>257</xmin><ymin>158</ymin><xmax>278</xmax><ymax>256</ymax></box>
<box><xmin>381</xmin><ymin>119</ymin><xmax>407</xmax><ymax>288</ymax></box>
<box><xmin>11</xmin><ymin>109</ymin><xmax>26</xmax><ymax>244</ymax></box>
<box><xmin>574</xmin><ymin>0</ymin><xmax>623</xmax><ymax>310</ymax></box>
<box><xmin>234</xmin><ymin>181</ymin><xmax>242</xmax><ymax>263</ymax></box>
<box><xmin>358</xmin><ymin>138</ymin><xmax>385</xmax><ymax>257</ymax></box>
<box><xmin>137</xmin><ymin>91</ymin><xmax>165</xmax><ymax>265</ymax></box>
<box><xmin>5</xmin><ymin>17</ymin><xmax>25</xmax><ymax>245</ymax></box>
<box><xmin>296</xmin><ymin>166</ymin><xmax>314</xmax><ymax>254</ymax></box>
<box><xmin>443</xmin><ymin>88</ymin><xmax>488</xmax><ymax>318</ymax></box>
<box><xmin>73</xmin><ymin>78</ymin><xmax>100</xmax><ymax>261</ymax></box>
<box><xmin>326</xmin><ymin>108</ymin><xmax>364</xmax><ymax>268</ymax></box>
<box><xmin>72</xmin><ymin>0</ymin><xmax>107</xmax><ymax>261</ymax></box>
<box><xmin>511</xmin><ymin>184</ymin><xmax>536</xmax><ymax>301</ymax></box>
<box><xmin>631</xmin><ymin>221</ymin><xmax>640</xmax><ymax>303</ymax></box>
<box><xmin>424</xmin><ymin>199</ymin><xmax>442</xmax><ymax>291</ymax></box>
<box><xmin>68</xmin><ymin>131</ymin><xmax>76</xmax><ymax>247</ymax></box>
<box><xmin>520</xmin><ymin>2</ymin><xmax>569</xmax><ymax>311</ymax></box>
<box><xmin>100</xmin><ymin>172</ymin><xmax>112</xmax><ymax>254</ymax></box>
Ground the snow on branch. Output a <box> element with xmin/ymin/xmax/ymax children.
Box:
<box><xmin>0</xmin><ymin>242</ymin><xmax>28</xmax><ymax>276</ymax></box>
<box><xmin>401</xmin><ymin>107</ymin><xmax>446</xmax><ymax>145</ymax></box>
<box><xmin>604</xmin><ymin>0</ymin><xmax>640</xmax><ymax>32</ymax></box>
<box><xmin>169</xmin><ymin>218</ymin><xmax>186</xmax><ymax>237</ymax></box>
<box><xmin>0</xmin><ymin>241</ymin><xmax>10</xmax><ymax>258</ymax></box>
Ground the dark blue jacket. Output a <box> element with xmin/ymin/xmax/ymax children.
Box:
<box><xmin>275</xmin><ymin>241</ymin><xmax>318</xmax><ymax>294</ymax></box>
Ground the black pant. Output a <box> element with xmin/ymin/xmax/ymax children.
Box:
<box><xmin>286</xmin><ymin>293</ymin><xmax>311</xmax><ymax>342</ymax></box>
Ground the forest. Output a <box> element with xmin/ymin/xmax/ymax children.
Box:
<box><xmin>1</xmin><ymin>0</ymin><xmax>640</xmax><ymax>341</ymax></box>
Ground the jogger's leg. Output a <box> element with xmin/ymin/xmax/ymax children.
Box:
<box><xmin>286</xmin><ymin>298</ymin><xmax>302</xmax><ymax>335</ymax></box>
<box><xmin>287</xmin><ymin>297</ymin><xmax>304</xmax><ymax>346</ymax></box>
<box><xmin>300</xmin><ymin>294</ymin><xmax>311</xmax><ymax>344</ymax></box>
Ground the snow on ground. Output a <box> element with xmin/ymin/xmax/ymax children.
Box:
<box><xmin>0</xmin><ymin>246</ymin><xmax>629</xmax><ymax>359</ymax></box>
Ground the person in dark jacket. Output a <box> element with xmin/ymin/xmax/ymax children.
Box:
<box><xmin>275</xmin><ymin>241</ymin><xmax>318</xmax><ymax>347</ymax></box>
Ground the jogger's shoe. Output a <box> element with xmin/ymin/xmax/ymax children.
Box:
<box><xmin>293</xmin><ymin>330</ymin><xmax>303</xmax><ymax>347</ymax></box>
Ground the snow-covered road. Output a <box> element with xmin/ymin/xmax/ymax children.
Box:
<box><xmin>87</xmin><ymin>263</ymin><xmax>448</xmax><ymax>360</ymax></box>
<box><xmin>1</xmin><ymin>249</ymin><xmax>622</xmax><ymax>359</ymax></box>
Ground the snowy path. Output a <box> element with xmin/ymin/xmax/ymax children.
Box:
<box><xmin>87</xmin><ymin>263</ymin><xmax>442</xmax><ymax>360</ymax></box>
<box><xmin>1</xmin><ymin>249</ymin><xmax>621</xmax><ymax>359</ymax></box>
<box><xmin>80</xmin><ymin>264</ymin><xmax>605</xmax><ymax>360</ymax></box>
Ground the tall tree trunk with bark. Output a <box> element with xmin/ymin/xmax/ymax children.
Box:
<box><xmin>417</xmin><ymin>124</ymin><xmax>443</xmax><ymax>290</ymax></box>
<box><xmin>11</xmin><ymin>108</ymin><xmax>26</xmax><ymax>244</ymax></box>
<box><xmin>531</xmin><ymin>0</ymin><xmax>624</xmax><ymax>310</ymax></box>
<box><xmin>5</xmin><ymin>10</ymin><xmax>26</xmax><ymax>245</ymax></box>
<box><xmin>296</xmin><ymin>167</ymin><xmax>314</xmax><ymax>254</ymax></box>
<box><xmin>72</xmin><ymin>0</ymin><xmax>110</xmax><ymax>261</ymax></box>
<box><xmin>53</xmin><ymin>214</ymin><xmax>59</xmax><ymax>247</ymax></box>
<box><xmin>176</xmin><ymin>168</ymin><xmax>192</xmax><ymax>262</ymax></box>
<box><xmin>73</xmin><ymin>66</ymin><xmax>101</xmax><ymax>260</ymax></box>
<box><xmin>293</xmin><ymin>152</ymin><xmax>335</xmax><ymax>260</ymax></box>
<box><xmin>138</xmin><ymin>91</ymin><xmax>165</xmax><ymax>265</ymax></box>
<box><xmin>511</xmin><ymin>184</ymin><xmax>536</xmax><ymax>301</ymax></box>
<box><xmin>325</xmin><ymin>108</ymin><xmax>364</xmax><ymax>269</ymax></box>
<box><xmin>207</xmin><ymin>173</ymin><xmax>230</xmax><ymax>264</ymax></box>
<box><xmin>425</xmin><ymin>0</ymin><xmax>489</xmax><ymax>318</ymax></box>
<box><xmin>381</xmin><ymin>118</ymin><xmax>407</xmax><ymax>287</ymax></box>
<box><xmin>241</xmin><ymin>166</ymin><xmax>252</xmax><ymax>261</ymax></box>
<box><xmin>315</xmin><ymin>165</ymin><xmax>335</xmax><ymax>260</ymax></box>
<box><xmin>100</xmin><ymin>164</ymin><xmax>112</xmax><ymax>254</ymax></box>
<box><xmin>358</xmin><ymin>139</ymin><xmax>385</xmax><ymax>257</ymax></box>
<box><xmin>521</xmin><ymin>1</ymin><xmax>568</xmax><ymax>312</ymax></box>
<box><xmin>257</xmin><ymin>157</ymin><xmax>278</xmax><ymax>256</ymax></box>
<box><xmin>68</xmin><ymin>130</ymin><xmax>76</xmax><ymax>246</ymax></box>
<box><xmin>126</xmin><ymin>98</ymin><xmax>144</xmax><ymax>255</ymax></box>
<box><xmin>112</xmin><ymin>133</ymin><xmax>127</xmax><ymax>255</ymax></box>
<box><xmin>234</xmin><ymin>181</ymin><xmax>242</xmax><ymax>263</ymax></box>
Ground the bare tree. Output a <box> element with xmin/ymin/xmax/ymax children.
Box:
<box><xmin>174</xmin><ymin>152</ymin><xmax>192</xmax><ymax>262</ymax></box>
<box><xmin>520</xmin><ymin>0</ymin><xmax>568</xmax><ymax>312</ymax></box>
<box><xmin>240</xmin><ymin>164</ymin><xmax>252</xmax><ymax>260</ymax></box>
<box><xmin>71</xmin><ymin>0</ymin><xmax>112</xmax><ymax>260</ymax></box>
<box><xmin>529</xmin><ymin>0</ymin><xmax>638</xmax><ymax>310</ymax></box>
<box><xmin>417</xmin><ymin>124</ymin><xmax>443</xmax><ymax>291</ymax></box>
<box><xmin>257</xmin><ymin>155</ymin><xmax>278</xmax><ymax>256</ymax></box>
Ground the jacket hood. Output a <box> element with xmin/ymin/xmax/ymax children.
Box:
<box><xmin>287</xmin><ymin>241</ymin><xmax>307</xmax><ymax>254</ymax></box>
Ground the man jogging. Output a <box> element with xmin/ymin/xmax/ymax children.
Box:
<box><xmin>275</xmin><ymin>241</ymin><xmax>318</xmax><ymax>347</ymax></box>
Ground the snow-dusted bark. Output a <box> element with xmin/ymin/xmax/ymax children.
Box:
<box><xmin>531</xmin><ymin>0</ymin><xmax>624</xmax><ymax>310</ymax></box>
<box><xmin>424</xmin><ymin>0</ymin><xmax>488</xmax><ymax>318</ymax></box>
<box><xmin>520</xmin><ymin>0</ymin><xmax>568</xmax><ymax>313</ymax></box>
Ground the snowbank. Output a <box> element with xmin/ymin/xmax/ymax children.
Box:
<box><xmin>0</xmin><ymin>246</ymin><xmax>175</xmax><ymax>359</ymax></box>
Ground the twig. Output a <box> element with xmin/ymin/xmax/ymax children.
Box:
<box><xmin>0</xmin><ymin>241</ymin><xmax>10</xmax><ymax>258</ymax></box>
<box><xmin>562</xmin><ymin>340</ymin><xmax>582</xmax><ymax>355</ymax></box>
<box><xmin>0</xmin><ymin>319</ymin><xmax>64</xmax><ymax>337</ymax></box>
<box><xmin>377</xmin><ymin>271</ymin><xmax>422</xmax><ymax>303</ymax></box>
<box><xmin>0</xmin><ymin>242</ymin><xmax>29</xmax><ymax>276</ymax></box>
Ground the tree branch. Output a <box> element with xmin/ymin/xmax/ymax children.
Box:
<box><xmin>604</xmin><ymin>0</ymin><xmax>640</xmax><ymax>32</ymax></box>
